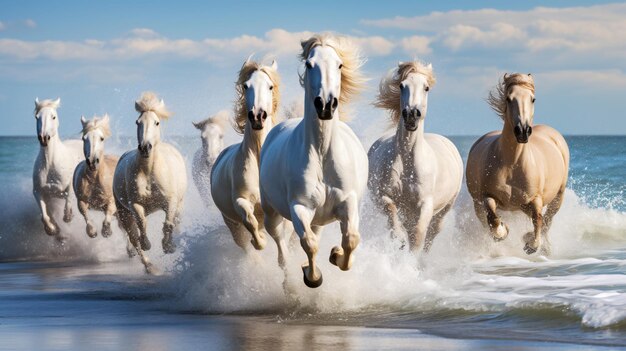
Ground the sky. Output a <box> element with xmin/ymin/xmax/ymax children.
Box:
<box><xmin>1</xmin><ymin>0</ymin><xmax>625</xmax><ymax>137</ymax></box>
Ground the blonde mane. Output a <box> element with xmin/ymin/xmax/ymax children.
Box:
<box><xmin>233</xmin><ymin>60</ymin><xmax>281</xmax><ymax>135</ymax></box>
<box><xmin>487</xmin><ymin>73</ymin><xmax>535</xmax><ymax>121</ymax></box>
<box><xmin>374</xmin><ymin>61</ymin><xmax>436</xmax><ymax>125</ymax></box>
<box><xmin>299</xmin><ymin>33</ymin><xmax>366</xmax><ymax>121</ymax></box>
<box><xmin>34</xmin><ymin>98</ymin><xmax>60</xmax><ymax>115</ymax></box>
<box><xmin>135</xmin><ymin>91</ymin><xmax>172</xmax><ymax>120</ymax></box>
<box><xmin>81</xmin><ymin>114</ymin><xmax>112</xmax><ymax>138</ymax></box>
<box><xmin>193</xmin><ymin>109</ymin><xmax>231</xmax><ymax>131</ymax></box>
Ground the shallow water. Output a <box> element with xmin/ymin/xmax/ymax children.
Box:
<box><xmin>0</xmin><ymin>135</ymin><xmax>625</xmax><ymax>350</ymax></box>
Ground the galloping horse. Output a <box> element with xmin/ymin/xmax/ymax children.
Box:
<box><xmin>211</xmin><ymin>58</ymin><xmax>280</xmax><ymax>255</ymax></box>
<box><xmin>73</xmin><ymin>114</ymin><xmax>121</xmax><ymax>240</ymax></box>
<box><xmin>368</xmin><ymin>61</ymin><xmax>463</xmax><ymax>252</ymax></box>
<box><xmin>32</xmin><ymin>98</ymin><xmax>83</xmax><ymax>243</ymax></box>
<box><xmin>113</xmin><ymin>92</ymin><xmax>187</xmax><ymax>273</ymax></box>
<box><xmin>466</xmin><ymin>73</ymin><xmax>569</xmax><ymax>255</ymax></box>
<box><xmin>260</xmin><ymin>34</ymin><xmax>368</xmax><ymax>288</ymax></box>
<box><xmin>192</xmin><ymin>110</ymin><xmax>229</xmax><ymax>207</ymax></box>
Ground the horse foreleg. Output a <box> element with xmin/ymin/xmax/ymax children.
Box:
<box><xmin>409</xmin><ymin>198</ymin><xmax>433</xmax><ymax>252</ymax></box>
<box><xmin>130</xmin><ymin>203</ymin><xmax>151</xmax><ymax>251</ymax></box>
<box><xmin>114</xmin><ymin>200</ymin><xmax>137</xmax><ymax>258</ymax></box>
<box><xmin>540</xmin><ymin>190</ymin><xmax>565</xmax><ymax>256</ymax></box>
<box><xmin>483</xmin><ymin>197</ymin><xmax>508</xmax><ymax>241</ymax></box>
<box><xmin>101</xmin><ymin>200</ymin><xmax>116</xmax><ymax>238</ymax></box>
<box><xmin>234</xmin><ymin>198</ymin><xmax>267</xmax><ymax>250</ymax></box>
<box><xmin>423</xmin><ymin>203</ymin><xmax>452</xmax><ymax>253</ymax></box>
<box><xmin>381</xmin><ymin>195</ymin><xmax>402</xmax><ymax>240</ymax></box>
<box><xmin>34</xmin><ymin>190</ymin><xmax>59</xmax><ymax>237</ymax></box>
<box><xmin>63</xmin><ymin>186</ymin><xmax>74</xmax><ymax>223</ymax></box>
<box><xmin>330</xmin><ymin>193</ymin><xmax>361</xmax><ymax>271</ymax></box>
<box><xmin>523</xmin><ymin>197</ymin><xmax>545</xmax><ymax>255</ymax></box>
<box><xmin>161</xmin><ymin>201</ymin><xmax>181</xmax><ymax>254</ymax></box>
<box><xmin>263</xmin><ymin>205</ymin><xmax>289</xmax><ymax>269</ymax></box>
<box><xmin>291</xmin><ymin>204</ymin><xmax>322</xmax><ymax>288</ymax></box>
<box><xmin>78</xmin><ymin>200</ymin><xmax>97</xmax><ymax>238</ymax></box>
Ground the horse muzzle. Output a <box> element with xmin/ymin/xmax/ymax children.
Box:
<box><xmin>402</xmin><ymin>108</ymin><xmax>421</xmax><ymax>131</ymax></box>
<box><xmin>86</xmin><ymin>157</ymin><xmax>100</xmax><ymax>171</ymax></box>
<box><xmin>248</xmin><ymin>110</ymin><xmax>267</xmax><ymax>130</ymax></box>
<box><xmin>514</xmin><ymin>122</ymin><xmax>532</xmax><ymax>144</ymax></box>
<box><xmin>38</xmin><ymin>134</ymin><xmax>50</xmax><ymax>147</ymax></box>
<box><xmin>314</xmin><ymin>96</ymin><xmax>338</xmax><ymax>120</ymax></box>
<box><xmin>138</xmin><ymin>143</ymin><xmax>152</xmax><ymax>158</ymax></box>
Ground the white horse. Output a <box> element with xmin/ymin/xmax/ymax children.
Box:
<box><xmin>260</xmin><ymin>34</ymin><xmax>368</xmax><ymax>288</ymax></box>
<box><xmin>73</xmin><ymin>114</ymin><xmax>122</xmax><ymax>239</ymax></box>
<box><xmin>32</xmin><ymin>98</ymin><xmax>83</xmax><ymax>242</ymax></box>
<box><xmin>113</xmin><ymin>92</ymin><xmax>187</xmax><ymax>274</ymax></box>
<box><xmin>192</xmin><ymin>110</ymin><xmax>229</xmax><ymax>208</ymax></box>
<box><xmin>211</xmin><ymin>58</ymin><xmax>280</xmax><ymax>255</ymax></box>
<box><xmin>368</xmin><ymin>61</ymin><xmax>463</xmax><ymax>252</ymax></box>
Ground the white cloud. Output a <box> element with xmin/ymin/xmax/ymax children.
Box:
<box><xmin>362</xmin><ymin>3</ymin><xmax>626</xmax><ymax>56</ymax></box>
<box><xmin>24</xmin><ymin>19</ymin><xmax>36</xmax><ymax>28</ymax></box>
<box><xmin>0</xmin><ymin>28</ymin><xmax>396</xmax><ymax>62</ymax></box>
<box><xmin>400</xmin><ymin>35</ymin><xmax>432</xmax><ymax>56</ymax></box>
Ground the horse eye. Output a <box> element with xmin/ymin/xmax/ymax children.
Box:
<box><xmin>53</xmin><ymin>116</ymin><xmax>57</xmax><ymax>120</ymax></box>
<box><xmin>425</xmin><ymin>86</ymin><xmax>430</xmax><ymax>92</ymax></box>
<box><xmin>243</xmin><ymin>84</ymin><xmax>248</xmax><ymax>90</ymax></box>
<box><xmin>305</xmin><ymin>61</ymin><xmax>313</xmax><ymax>69</ymax></box>
<box><xmin>269</xmin><ymin>86</ymin><xmax>273</xmax><ymax>91</ymax></box>
<box><xmin>532</xmin><ymin>97</ymin><xmax>536</xmax><ymax>103</ymax></box>
<box><xmin>100</xmin><ymin>137</ymin><xmax>104</xmax><ymax>141</ymax></box>
<box><xmin>156</xmin><ymin>121</ymin><xmax>160</xmax><ymax>126</ymax></box>
<box><xmin>338</xmin><ymin>64</ymin><xmax>343</xmax><ymax>69</ymax></box>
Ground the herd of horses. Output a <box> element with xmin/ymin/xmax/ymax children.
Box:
<box><xmin>30</xmin><ymin>33</ymin><xmax>570</xmax><ymax>288</ymax></box>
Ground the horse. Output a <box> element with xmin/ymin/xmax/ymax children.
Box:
<box><xmin>73</xmin><ymin>114</ymin><xmax>122</xmax><ymax>239</ymax></box>
<box><xmin>211</xmin><ymin>58</ymin><xmax>281</xmax><ymax>256</ymax></box>
<box><xmin>32</xmin><ymin>98</ymin><xmax>83</xmax><ymax>243</ymax></box>
<box><xmin>259</xmin><ymin>34</ymin><xmax>368</xmax><ymax>288</ymax></box>
<box><xmin>367</xmin><ymin>61</ymin><xmax>463</xmax><ymax>252</ymax></box>
<box><xmin>113</xmin><ymin>92</ymin><xmax>187</xmax><ymax>274</ymax></box>
<box><xmin>192</xmin><ymin>110</ymin><xmax>229</xmax><ymax>207</ymax></box>
<box><xmin>466</xmin><ymin>73</ymin><xmax>569</xmax><ymax>255</ymax></box>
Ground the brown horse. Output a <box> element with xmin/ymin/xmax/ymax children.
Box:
<box><xmin>466</xmin><ymin>73</ymin><xmax>569</xmax><ymax>255</ymax></box>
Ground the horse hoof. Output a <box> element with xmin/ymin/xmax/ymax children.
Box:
<box><xmin>127</xmin><ymin>248</ymin><xmax>137</xmax><ymax>258</ymax></box>
<box><xmin>101</xmin><ymin>224</ymin><xmax>112</xmax><ymax>238</ymax></box>
<box><xmin>524</xmin><ymin>243</ymin><xmax>538</xmax><ymax>255</ymax></box>
<box><xmin>250</xmin><ymin>237</ymin><xmax>267</xmax><ymax>250</ymax></box>
<box><xmin>145</xmin><ymin>263</ymin><xmax>161</xmax><ymax>276</ymax></box>
<box><xmin>329</xmin><ymin>246</ymin><xmax>343</xmax><ymax>267</ymax></box>
<box><xmin>63</xmin><ymin>209</ymin><xmax>73</xmax><ymax>223</ymax></box>
<box><xmin>162</xmin><ymin>239</ymin><xmax>176</xmax><ymax>254</ymax></box>
<box><xmin>86</xmin><ymin>224</ymin><xmax>97</xmax><ymax>238</ymax></box>
<box><xmin>493</xmin><ymin>222</ymin><xmax>509</xmax><ymax>241</ymax></box>
<box><xmin>140</xmin><ymin>236</ymin><xmax>151</xmax><ymax>251</ymax></box>
<box><xmin>302</xmin><ymin>265</ymin><xmax>323</xmax><ymax>288</ymax></box>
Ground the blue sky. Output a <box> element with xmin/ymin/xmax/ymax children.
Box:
<box><xmin>1</xmin><ymin>0</ymin><xmax>625</xmax><ymax>137</ymax></box>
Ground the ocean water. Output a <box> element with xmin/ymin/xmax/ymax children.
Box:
<box><xmin>0</xmin><ymin>134</ymin><xmax>625</xmax><ymax>350</ymax></box>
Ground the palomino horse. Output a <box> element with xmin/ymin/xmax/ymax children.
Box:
<box><xmin>368</xmin><ymin>61</ymin><xmax>463</xmax><ymax>252</ymax></box>
<box><xmin>32</xmin><ymin>98</ymin><xmax>83</xmax><ymax>243</ymax></box>
<box><xmin>466</xmin><ymin>73</ymin><xmax>569</xmax><ymax>255</ymax></box>
<box><xmin>260</xmin><ymin>34</ymin><xmax>368</xmax><ymax>288</ymax></box>
<box><xmin>73</xmin><ymin>114</ymin><xmax>122</xmax><ymax>240</ymax></box>
<box><xmin>211</xmin><ymin>58</ymin><xmax>280</xmax><ymax>255</ymax></box>
<box><xmin>113</xmin><ymin>92</ymin><xmax>187</xmax><ymax>273</ymax></box>
<box><xmin>192</xmin><ymin>110</ymin><xmax>229</xmax><ymax>207</ymax></box>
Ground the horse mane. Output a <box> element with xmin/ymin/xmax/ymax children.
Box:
<box><xmin>81</xmin><ymin>114</ymin><xmax>112</xmax><ymax>138</ymax></box>
<box><xmin>233</xmin><ymin>59</ymin><xmax>281</xmax><ymax>135</ymax></box>
<box><xmin>299</xmin><ymin>33</ymin><xmax>366</xmax><ymax>121</ymax></box>
<box><xmin>374</xmin><ymin>60</ymin><xmax>436</xmax><ymax>125</ymax></box>
<box><xmin>193</xmin><ymin>109</ymin><xmax>231</xmax><ymax>130</ymax></box>
<box><xmin>487</xmin><ymin>73</ymin><xmax>535</xmax><ymax>121</ymax></box>
<box><xmin>34</xmin><ymin>98</ymin><xmax>60</xmax><ymax>115</ymax></box>
<box><xmin>135</xmin><ymin>91</ymin><xmax>171</xmax><ymax>120</ymax></box>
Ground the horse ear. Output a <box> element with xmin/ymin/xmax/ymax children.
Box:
<box><xmin>270</xmin><ymin>60</ymin><xmax>277</xmax><ymax>70</ymax></box>
<box><xmin>102</xmin><ymin>113</ymin><xmax>110</xmax><ymax>124</ymax></box>
<box><xmin>80</xmin><ymin>115</ymin><xmax>87</xmax><ymax>127</ymax></box>
<box><xmin>427</xmin><ymin>63</ymin><xmax>433</xmax><ymax>70</ymax></box>
<box><xmin>134</xmin><ymin>100</ymin><xmax>142</xmax><ymax>112</ymax></box>
<box><xmin>244</xmin><ymin>53</ymin><xmax>254</xmax><ymax>66</ymax></box>
<box><xmin>192</xmin><ymin>121</ymin><xmax>203</xmax><ymax>130</ymax></box>
<box><xmin>159</xmin><ymin>99</ymin><xmax>165</xmax><ymax>109</ymax></box>
<box><xmin>52</xmin><ymin>98</ymin><xmax>61</xmax><ymax>108</ymax></box>
<box><xmin>398</xmin><ymin>61</ymin><xmax>404</xmax><ymax>67</ymax></box>
<box><xmin>503</xmin><ymin>73</ymin><xmax>509</xmax><ymax>80</ymax></box>
<box><xmin>34</xmin><ymin>97</ymin><xmax>40</xmax><ymax>106</ymax></box>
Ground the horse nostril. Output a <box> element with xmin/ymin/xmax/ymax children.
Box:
<box><xmin>259</xmin><ymin>110</ymin><xmax>267</xmax><ymax>120</ymax></box>
<box><xmin>415</xmin><ymin>109</ymin><xmax>422</xmax><ymax>118</ymax></box>
<box><xmin>514</xmin><ymin>125</ymin><xmax>522</xmax><ymax>136</ymax></box>
<box><xmin>527</xmin><ymin>126</ymin><xmax>533</xmax><ymax>136</ymax></box>
<box><xmin>331</xmin><ymin>97</ymin><xmax>338</xmax><ymax>110</ymax></box>
<box><xmin>402</xmin><ymin>109</ymin><xmax>409</xmax><ymax>119</ymax></box>
<box><xmin>314</xmin><ymin>97</ymin><xmax>324</xmax><ymax>111</ymax></box>
<box><xmin>46</xmin><ymin>135</ymin><xmax>51</xmax><ymax>140</ymax></box>
<box><xmin>248</xmin><ymin>111</ymin><xmax>255</xmax><ymax>120</ymax></box>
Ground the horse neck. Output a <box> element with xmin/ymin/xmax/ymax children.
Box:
<box><xmin>241</xmin><ymin>121</ymin><xmax>270</xmax><ymax>165</ymax></box>
<box><xmin>395</xmin><ymin>119</ymin><xmax>426</xmax><ymax>161</ymax></box>
<box><xmin>499</xmin><ymin>117</ymin><xmax>527</xmax><ymax>163</ymax></box>
<box><xmin>138</xmin><ymin>145</ymin><xmax>158</xmax><ymax>174</ymax></box>
<box><xmin>303</xmin><ymin>96</ymin><xmax>335</xmax><ymax>156</ymax></box>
